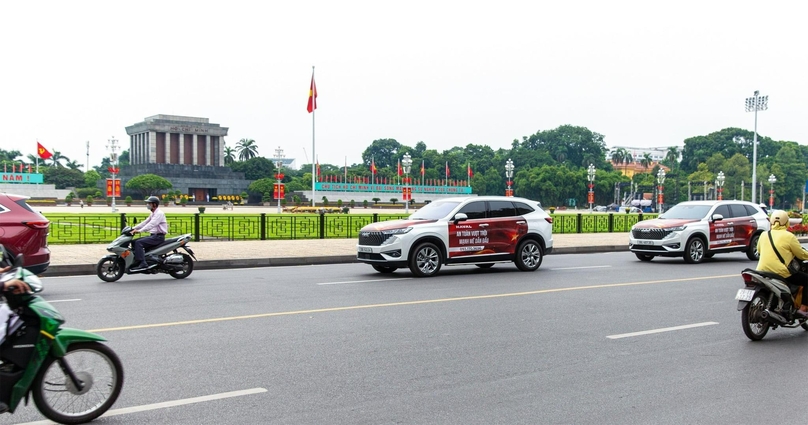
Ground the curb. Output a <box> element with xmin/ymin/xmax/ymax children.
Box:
<box><xmin>44</xmin><ymin>245</ymin><xmax>629</xmax><ymax>277</ymax></box>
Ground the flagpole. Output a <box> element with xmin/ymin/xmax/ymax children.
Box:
<box><xmin>310</xmin><ymin>66</ymin><xmax>316</xmax><ymax>207</ymax></box>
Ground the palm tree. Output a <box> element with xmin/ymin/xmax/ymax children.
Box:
<box><xmin>665</xmin><ymin>146</ymin><xmax>679</xmax><ymax>169</ymax></box>
<box><xmin>49</xmin><ymin>150</ymin><xmax>70</xmax><ymax>167</ymax></box>
<box><xmin>65</xmin><ymin>160</ymin><xmax>83</xmax><ymax>170</ymax></box>
<box><xmin>623</xmin><ymin>151</ymin><xmax>633</xmax><ymax>175</ymax></box>
<box><xmin>236</xmin><ymin>139</ymin><xmax>258</xmax><ymax>161</ymax></box>
<box><xmin>224</xmin><ymin>145</ymin><xmax>236</xmax><ymax>165</ymax></box>
<box><xmin>640</xmin><ymin>153</ymin><xmax>652</xmax><ymax>173</ymax></box>
<box><xmin>610</xmin><ymin>148</ymin><xmax>625</xmax><ymax>171</ymax></box>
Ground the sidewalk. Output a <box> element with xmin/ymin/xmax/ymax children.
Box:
<box><xmin>46</xmin><ymin>232</ymin><xmax>632</xmax><ymax>277</ymax></box>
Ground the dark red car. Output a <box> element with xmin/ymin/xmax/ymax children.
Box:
<box><xmin>0</xmin><ymin>193</ymin><xmax>50</xmax><ymax>274</ymax></box>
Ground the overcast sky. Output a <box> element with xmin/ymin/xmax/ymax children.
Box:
<box><xmin>1</xmin><ymin>1</ymin><xmax>805</xmax><ymax>171</ymax></box>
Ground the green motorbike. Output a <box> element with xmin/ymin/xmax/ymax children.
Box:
<box><xmin>0</xmin><ymin>253</ymin><xmax>124</xmax><ymax>424</ymax></box>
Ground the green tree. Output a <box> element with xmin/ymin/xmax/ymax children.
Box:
<box><xmin>84</xmin><ymin>170</ymin><xmax>102</xmax><ymax>188</ymax></box>
<box><xmin>247</xmin><ymin>178</ymin><xmax>275</xmax><ymax>197</ymax></box>
<box><xmin>362</xmin><ymin>138</ymin><xmax>403</xmax><ymax>170</ymax></box>
<box><xmin>772</xmin><ymin>143</ymin><xmax>808</xmax><ymax>208</ymax></box>
<box><xmin>42</xmin><ymin>166</ymin><xmax>85</xmax><ymax>189</ymax></box>
<box><xmin>236</xmin><ymin>139</ymin><xmax>259</xmax><ymax>161</ymax></box>
<box><xmin>229</xmin><ymin>156</ymin><xmax>275</xmax><ymax>180</ymax></box>
<box><xmin>48</xmin><ymin>150</ymin><xmax>70</xmax><ymax>167</ymax></box>
<box><xmin>125</xmin><ymin>174</ymin><xmax>173</xmax><ymax>198</ymax></box>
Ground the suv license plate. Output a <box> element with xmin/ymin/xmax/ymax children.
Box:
<box><xmin>735</xmin><ymin>288</ymin><xmax>755</xmax><ymax>301</ymax></box>
<box><xmin>357</xmin><ymin>247</ymin><xmax>373</xmax><ymax>253</ymax></box>
<box><xmin>636</xmin><ymin>240</ymin><xmax>654</xmax><ymax>245</ymax></box>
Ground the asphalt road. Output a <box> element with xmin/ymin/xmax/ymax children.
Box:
<box><xmin>4</xmin><ymin>251</ymin><xmax>808</xmax><ymax>424</ymax></box>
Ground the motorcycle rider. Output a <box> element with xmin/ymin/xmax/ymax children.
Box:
<box><xmin>131</xmin><ymin>196</ymin><xmax>168</xmax><ymax>272</ymax></box>
<box><xmin>756</xmin><ymin>210</ymin><xmax>808</xmax><ymax>318</ymax></box>
<box><xmin>0</xmin><ymin>246</ymin><xmax>33</xmax><ymax>414</ymax></box>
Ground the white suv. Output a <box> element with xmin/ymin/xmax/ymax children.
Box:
<box><xmin>357</xmin><ymin>196</ymin><xmax>554</xmax><ymax>277</ymax></box>
<box><xmin>629</xmin><ymin>200</ymin><xmax>769</xmax><ymax>264</ymax></box>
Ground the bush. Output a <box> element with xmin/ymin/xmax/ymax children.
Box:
<box><xmin>350</xmin><ymin>200</ymin><xmax>356</xmax><ymax>208</ymax></box>
<box><xmin>390</xmin><ymin>198</ymin><xmax>398</xmax><ymax>205</ymax></box>
<box><xmin>125</xmin><ymin>195</ymin><xmax>132</xmax><ymax>205</ymax></box>
<box><xmin>337</xmin><ymin>199</ymin><xmax>343</xmax><ymax>208</ymax></box>
<box><xmin>372</xmin><ymin>198</ymin><xmax>380</xmax><ymax>205</ymax></box>
<box><xmin>363</xmin><ymin>200</ymin><xmax>368</xmax><ymax>208</ymax></box>
<box><xmin>75</xmin><ymin>187</ymin><xmax>97</xmax><ymax>198</ymax></box>
<box><xmin>85</xmin><ymin>195</ymin><xmax>94</xmax><ymax>206</ymax></box>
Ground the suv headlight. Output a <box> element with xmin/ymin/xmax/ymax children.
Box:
<box><xmin>382</xmin><ymin>227</ymin><xmax>412</xmax><ymax>236</ymax></box>
<box><xmin>668</xmin><ymin>225</ymin><xmax>686</xmax><ymax>232</ymax></box>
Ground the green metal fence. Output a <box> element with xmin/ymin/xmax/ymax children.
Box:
<box><xmin>43</xmin><ymin>212</ymin><xmax>658</xmax><ymax>244</ymax></box>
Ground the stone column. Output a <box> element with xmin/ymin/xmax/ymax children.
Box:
<box><xmin>164</xmin><ymin>132</ymin><xmax>171</xmax><ymax>164</ymax></box>
<box><xmin>219</xmin><ymin>136</ymin><xmax>225</xmax><ymax>166</ymax></box>
<box><xmin>203</xmin><ymin>134</ymin><xmax>210</xmax><ymax>165</ymax></box>
<box><xmin>179</xmin><ymin>134</ymin><xmax>185</xmax><ymax>165</ymax></box>
<box><xmin>192</xmin><ymin>134</ymin><xmax>198</xmax><ymax>165</ymax></box>
<box><xmin>149</xmin><ymin>131</ymin><xmax>157</xmax><ymax>163</ymax></box>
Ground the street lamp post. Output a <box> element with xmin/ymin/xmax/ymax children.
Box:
<box><xmin>716</xmin><ymin>171</ymin><xmax>725</xmax><ymax>201</ymax></box>
<box><xmin>402</xmin><ymin>153</ymin><xmax>412</xmax><ymax>213</ymax></box>
<box><xmin>106</xmin><ymin>137</ymin><xmax>119</xmax><ymax>213</ymax></box>
<box><xmin>745</xmin><ymin>90</ymin><xmax>769</xmax><ymax>204</ymax></box>
<box><xmin>768</xmin><ymin>174</ymin><xmax>777</xmax><ymax>209</ymax></box>
<box><xmin>587</xmin><ymin>164</ymin><xmax>596</xmax><ymax>212</ymax></box>
<box><xmin>505</xmin><ymin>159</ymin><xmax>514</xmax><ymax>197</ymax></box>
<box><xmin>274</xmin><ymin>146</ymin><xmax>285</xmax><ymax>214</ymax></box>
<box><xmin>657</xmin><ymin>168</ymin><xmax>666</xmax><ymax>213</ymax></box>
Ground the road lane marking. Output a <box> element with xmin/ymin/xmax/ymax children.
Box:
<box><xmin>607</xmin><ymin>322</ymin><xmax>720</xmax><ymax>339</ymax></box>
<box><xmin>87</xmin><ymin>273</ymin><xmax>735</xmax><ymax>333</ymax></box>
<box><xmin>317</xmin><ymin>277</ymin><xmax>414</xmax><ymax>285</ymax></box>
<box><xmin>548</xmin><ymin>265</ymin><xmax>612</xmax><ymax>271</ymax></box>
<box><xmin>17</xmin><ymin>387</ymin><xmax>267</xmax><ymax>425</ymax></box>
<box><xmin>45</xmin><ymin>299</ymin><xmax>81</xmax><ymax>303</ymax></box>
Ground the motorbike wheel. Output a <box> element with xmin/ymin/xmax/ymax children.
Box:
<box><xmin>741</xmin><ymin>293</ymin><xmax>770</xmax><ymax>341</ymax></box>
<box><xmin>32</xmin><ymin>342</ymin><xmax>124</xmax><ymax>424</ymax></box>
<box><xmin>96</xmin><ymin>257</ymin><xmax>125</xmax><ymax>282</ymax></box>
<box><xmin>169</xmin><ymin>254</ymin><xmax>194</xmax><ymax>279</ymax></box>
<box><xmin>372</xmin><ymin>265</ymin><xmax>397</xmax><ymax>273</ymax></box>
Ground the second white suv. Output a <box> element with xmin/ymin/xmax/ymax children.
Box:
<box><xmin>356</xmin><ymin>196</ymin><xmax>554</xmax><ymax>277</ymax></box>
<box><xmin>629</xmin><ymin>200</ymin><xmax>769</xmax><ymax>264</ymax></box>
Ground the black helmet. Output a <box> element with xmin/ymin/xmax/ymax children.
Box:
<box><xmin>146</xmin><ymin>196</ymin><xmax>160</xmax><ymax>206</ymax></box>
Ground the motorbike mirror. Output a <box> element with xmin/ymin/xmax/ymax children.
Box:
<box><xmin>13</xmin><ymin>253</ymin><xmax>23</xmax><ymax>268</ymax></box>
<box><xmin>453</xmin><ymin>213</ymin><xmax>468</xmax><ymax>224</ymax></box>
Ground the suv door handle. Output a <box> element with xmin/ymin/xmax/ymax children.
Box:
<box><xmin>516</xmin><ymin>221</ymin><xmax>526</xmax><ymax>224</ymax></box>
<box><xmin>479</xmin><ymin>224</ymin><xmax>489</xmax><ymax>228</ymax></box>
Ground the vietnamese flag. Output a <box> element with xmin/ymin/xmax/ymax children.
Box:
<box><xmin>467</xmin><ymin>163</ymin><xmax>473</xmax><ymax>178</ymax></box>
<box><xmin>445</xmin><ymin>162</ymin><xmax>450</xmax><ymax>179</ymax></box>
<box><xmin>420</xmin><ymin>160</ymin><xmax>425</xmax><ymax>176</ymax></box>
<box><xmin>397</xmin><ymin>159</ymin><xmax>402</xmax><ymax>177</ymax></box>
<box><xmin>37</xmin><ymin>142</ymin><xmax>53</xmax><ymax>160</ymax></box>
<box><xmin>306</xmin><ymin>72</ymin><xmax>317</xmax><ymax>113</ymax></box>
<box><xmin>371</xmin><ymin>159</ymin><xmax>377</xmax><ymax>174</ymax></box>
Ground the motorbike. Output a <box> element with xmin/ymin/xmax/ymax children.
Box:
<box><xmin>1</xmin><ymin>253</ymin><xmax>124</xmax><ymax>424</ymax></box>
<box><xmin>96</xmin><ymin>226</ymin><xmax>196</xmax><ymax>282</ymax></box>
<box><xmin>736</xmin><ymin>261</ymin><xmax>808</xmax><ymax>341</ymax></box>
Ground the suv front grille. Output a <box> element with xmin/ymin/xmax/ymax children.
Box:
<box><xmin>359</xmin><ymin>231</ymin><xmax>388</xmax><ymax>246</ymax></box>
<box><xmin>632</xmin><ymin>228</ymin><xmax>672</xmax><ymax>240</ymax></box>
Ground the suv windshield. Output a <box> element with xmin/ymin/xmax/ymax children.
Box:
<box><xmin>410</xmin><ymin>201</ymin><xmax>461</xmax><ymax>220</ymax></box>
<box><xmin>659</xmin><ymin>204</ymin><xmax>711</xmax><ymax>220</ymax></box>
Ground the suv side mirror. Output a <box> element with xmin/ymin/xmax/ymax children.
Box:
<box><xmin>453</xmin><ymin>213</ymin><xmax>468</xmax><ymax>224</ymax></box>
<box><xmin>711</xmin><ymin>213</ymin><xmax>724</xmax><ymax>222</ymax></box>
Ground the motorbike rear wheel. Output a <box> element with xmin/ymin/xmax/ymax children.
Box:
<box><xmin>32</xmin><ymin>342</ymin><xmax>124</xmax><ymax>424</ymax></box>
<box><xmin>96</xmin><ymin>257</ymin><xmax>125</xmax><ymax>282</ymax></box>
<box><xmin>741</xmin><ymin>292</ymin><xmax>770</xmax><ymax>341</ymax></box>
<box><xmin>169</xmin><ymin>254</ymin><xmax>194</xmax><ymax>279</ymax></box>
